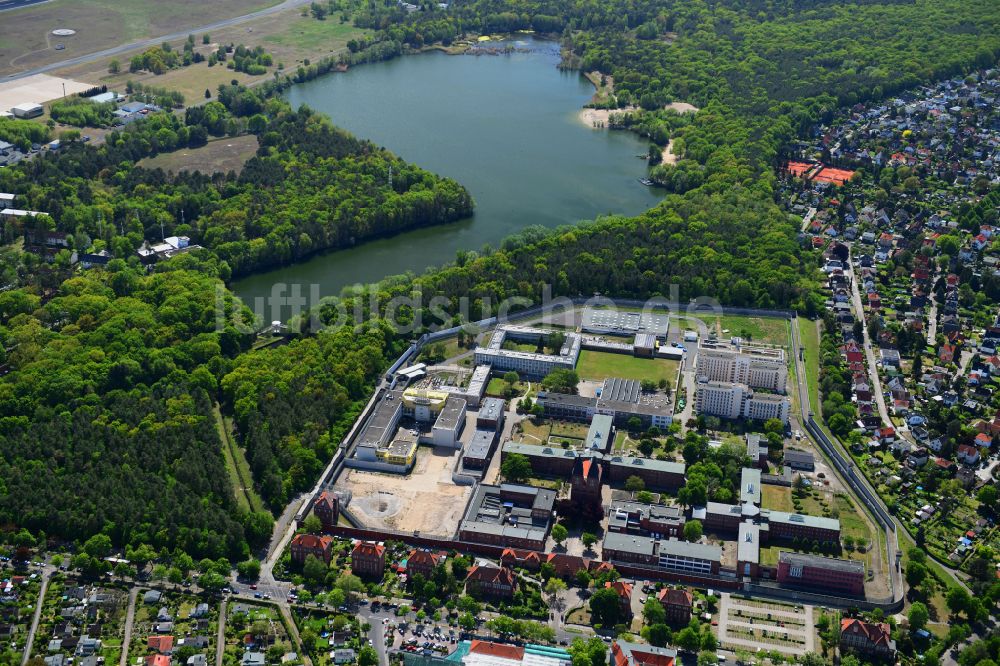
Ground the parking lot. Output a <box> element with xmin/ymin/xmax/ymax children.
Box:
<box><xmin>717</xmin><ymin>593</ymin><xmax>816</xmax><ymax>657</ymax></box>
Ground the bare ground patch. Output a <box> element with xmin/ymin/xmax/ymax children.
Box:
<box><xmin>139</xmin><ymin>134</ymin><xmax>259</xmax><ymax>175</ymax></box>
<box><xmin>338</xmin><ymin>447</ymin><xmax>471</xmax><ymax>536</ymax></box>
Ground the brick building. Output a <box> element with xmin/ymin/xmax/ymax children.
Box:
<box><xmin>776</xmin><ymin>551</ymin><xmax>864</xmax><ymax>596</ymax></box>
<box><xmin>839</xmin><ymin>618</ymin><xmax>895</xmax><ymax>659</ymax></box>
<box><xmin>312</xmin><ymin>491</ymin><xmax>339</xmax><ymax>531</ymax></box>
<box><xmin>351</xmin><ymin>541</ymin><xmax>386</xmax><ymax>580</ymax></box>
<box><xmin>656</xmin><ymin>588</ymin><xmax>693</xmax><ymax>625</ymax></box>
<box><xmin>290</xmin><ymin>534</ymin><xmax>334</xmax><ymax>566</ymax></box>
<box><xmin>464</xmin><ymin>565</ymin><xmax>515</xmax><ymax>599</ymax></box>
<box><xmin>405</xmin><ymin>549</ymin><xmax>442</xmax><ymax>580</ymax></box>
<box><xmin>571</xmin><ymin>455</ymin><xmax>604</xmax><ymax>519</ymax></box>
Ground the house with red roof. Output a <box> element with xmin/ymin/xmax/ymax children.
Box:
<box><xmin>147</xmin><ymin>636</ymin><xmax>174</xmax><ymax>654</ymax></box>
<box><xmin>500</xmin><ymin>548</ymin><xmax>541</xmax><ymax>570</ymax></box>
<box><xmin>145</xmin><ymin>656</ymin><xmax>172</xmax><ymax>666</ymax></box>
<box><xmin>546</xmin><ymin>553</ymin><xmax>590</xmax><ymax>579</ymax></box>
<box><xmin>611</xmin><ymin>640</ymin><xmax>676</xmax><ymax>666</ymax></box>
<box><xmin>312</xmin><ymin>491</ymin><xmax>339</xmax><ymax>531</ymax></box>
<box><xmin>290</xmin><ymin>534</ymin><xmax>333</xmax><ymax>566</ymax></box>
<box><xmin>656</xmin><ymin>588</ymin><xmax>693</xmax><ymax>624</ymax></box>
<box><xmin>959</xmin><ymin>443</ymin><xmax>982</xmax><ymax>465</ymax></box>
<box><xmin>351</xmin><ymin>541</ymin><xmax>385</xmax><ymax>580</ymax></box>
<box><xmin>405</xmin><ymin>549</ymin><xmax>443</xmax><ymax>580</ymax></box>
<box><xmin>467</xmin><ymin>641</ymin><xmax>524</xmax><ymax>661</ymax></box>
<box><xmin>939</xmin><ymin>344</ymin><xmax>956</xmax><ymax>364</ymax></box>
<box><xmin>465</xmin><ymin>565</ymin><xmax>515</xmax><ymax>599</ymax></box>
<box><xmin>605</xmin><ymin>580</ymin><xmax>633</xmax><ymax>618</ymax></box>
<box><xmin>839</xmin><ymin>618</ymin><xmax>895</xmax><ymax>658</ymax></box>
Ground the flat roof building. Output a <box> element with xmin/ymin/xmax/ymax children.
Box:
<box><xmin>777</xmin><ymin>551</ymin><xmax>865</xmax><ymax>596</ymax></box>
<box><xmin>432</xmin><ymin>395</ymin><xmax>467</xmax><ymax>448</ymax></box>
<box><xmin>582</xmin><ymin>308</ymin><xmax>670</xmax><ymax>339</ymax></box>
<box><xmin>697</xmin><ymin>339</ymin><xmax>787</xmax><ymax>392</ymax></box>
<box><xmin>740</xmin><ymin>468</ymin><xmax>762</xmax><ymax>506</ymax></box>
<box><xmin>459</xmin><ymin>483</ymin><xmax>554</xmax><ymax>550</ymax></box>
<box><xmin>474</xmin><ymin>325</ymin><xmax>581</xmax><ymax>378</ymax></box>
<box><xmin>463</xmin><ymin>429</ymin><xmax>497</xmax><ymax>470</ymax></box>
<box><xmin>585</xmin><ymin>414</ymin><xmax>614</xmax><ymax>451</ymax></box>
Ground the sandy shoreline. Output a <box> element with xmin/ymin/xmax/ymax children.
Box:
<box><xmin>578</xmin><ymin>106</ymin><xmax>638</xmax><ymax>128</ymax></box>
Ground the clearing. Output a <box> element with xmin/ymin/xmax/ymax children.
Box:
<box><xmin>140</xmin><ymin>135</ymin><xmax>259</xmax><ymax>175</ymax></box>
<box><xmin>0</xmin><ymin>0</ymin><xmax>281</xmax><ymax>77</ymax></box>
<box><xmin>575</xmin><ymin>349</ymin><xmax>678</xmax><ymax>385</ymax></box>
<box><xmin>338</xmin><ymin>446</ymin><xmax>471</xmax><ymax>536</ymax></box>
<box><xmin>710</xmin><ymin>314</ymin><xmax>790</xmax><ymax>346</ymax></box>
<box><xmin>0</xmin><ymin>73</ymin><xmax>93</xmax><ymax>109</ymax></box>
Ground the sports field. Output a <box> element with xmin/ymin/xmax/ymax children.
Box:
<box><xmin>575</xmin><ymin>350</ymin><xmax>678</xmax><ymax>385</ymax></box>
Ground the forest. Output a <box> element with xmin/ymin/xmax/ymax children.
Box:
<box><xmin>1</xmin><ymin>0</ymin><xmax>999</xmax><ymax>564</ymax></box>
<box><xmin>0</xmin><ymin>88</ymin><xmax>472</xmax><ymax>278</ymax></box>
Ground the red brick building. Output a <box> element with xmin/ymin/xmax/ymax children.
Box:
<box><xmin>840</xmin><ymin>618</ymin><xmax>895</xmax><ymax>658</ymax></box>
<box><xmin>776</xmin><ymin>551</ymin><xmax>864</xmax><ymax>596</ymax></box>
<box><xmin>571</xmin><ymin>456</ymin><xmax>603</xmax><ymax>519</ymax></box>
<box><xmin>405</xmin><ymin>549</ymin><xmax>442</xmax><ymax>580</ymax></box>
<box><xmin>500</xmin><ymin>548</ymin><xmax>541</xmax><ymax>571</ymax></box>
<box><xmin>464</xmin><ymin>565</ymin><xmax>515</xmax><ymax>599</ymax></box>
<box><xmin>611</xmin><ymin>640</ymin><xmax>676</xmax><ymax>666</ymax></box>
<box><xmin>351</xmin><ymin>541</ymin><xmax>386</xmax><ymax>580</ymax></box>
<box><xmin>605</xmin><ymin>580</ymin><xmax>633</xmax><ymax>617</ymax></box>
<box><xmin>545</xmin><ymin>553</ymin><xmax>590</xmax><ymax>579</ymax></box>
<box><xmin>656</xmin><ymin>588</ymin><xmax>693</xmax><ymax>625</ymax></box>
<box><xmin>312</xmin><ymin>491</ymin><xmax>339</xmax><ymax>531</ymax></box>
<box><xmin>290</xmin><ymin>534</ymin><xmax>334</xmax><ymax>566</ymax></box>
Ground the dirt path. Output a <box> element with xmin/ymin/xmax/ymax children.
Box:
<box><xmin>21</xmin><ymin>573</ymin><xmax>50</xmax><ymax>665</ymax></box>
<box><xmin>118</xmin><ymin>587</ymin><xmax>140</xmax><ymax>666</ymax></box>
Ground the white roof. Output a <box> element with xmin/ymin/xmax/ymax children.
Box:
<box><xmin>11</xmin><ymin>102</ymin><xmax>42</xmax><ymax>112</ymax></box>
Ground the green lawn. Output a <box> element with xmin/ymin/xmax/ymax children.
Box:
<box><xmin>263</xmin><ymin>17</ymin><xmax>369</xmax><ymax>51</ymax></box>
<box><xmin>575</xmin><ymin>350</ymin><xmax>678</xmax><ymax>384</ymax></box>
<box><xmin>710</xmin><ymin>315</ymin><xmax>791</xmax><ymax>346</ymax></box>
<box><xmin>797</xmin><ymin>317</ymin><xmax>821</xmax><ymax>415</ymax></box>
<box><xmin>762</xmin><ymin>484</ymin><xmax>794</xmax><ymax>512</ymax></box>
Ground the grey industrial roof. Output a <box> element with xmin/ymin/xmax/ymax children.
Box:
<box><xmin>465</xmin><ymin>429</ymin><xmax>496</xmax><ymax>460</ymax></box>
<box><xmin>658</xmin><ymin>538</ymin><xmax>723</xmax><ymax>561</ymax></box>
<box><xmin>603</xmin><ymin>532</ymin><xmax>658</xmax><ymax>557</ymax></box>
<box><xmin>502</xmin><ymin>441</ymin><xmax>582</xmax><ymax>460</ymax></box>
<box><xmin>478</xmin><ymin>397</ymin><xmax>505</xmax><ymax>422</ymax></box>
<box><xmin>783</xmin><ymin>449</ymin><xmax>815</xmax><ymax>465</ymax></box>
<box><xmin>586</xmin><ymin>414</ymin><xmax>614</xmax><ymax>450</ymax></box>
<box><xmin>608</xmin><ymin>455</ymin><xmax>686</xmax><ymax>475</ymax></box>
<box><xmin>434</xmin><ymin>395</ymin><xmax>467</xmax><ymax>431</ymax></box>
<box><xmin>764</xmin><ymin>510</ymin><xmax>840</xmax><ymax>531</ymax></box>
<box><xmin>602</xmin><ymin>378</ymin><xmax>642</xmax><ymax>403</ymax></box>
<box><xmin>737</xmin><ymin>522</ymin><xmax>761</xmax><ymax>564</ymax></box>
<box><xmin>740</xmin><ymin>467</ymin><xmax>762</xmax><ymax>505</ymax></box>
<box><xmin>778</xmin><ymin>551</ymin><xmax>865</xmax><ymax>573</ymax></box>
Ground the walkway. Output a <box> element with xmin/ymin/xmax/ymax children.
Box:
<box><xmin>21</xmin><ymin>572</ymin><xmax>50</xmax><ymax>665</ymax></box>
<box><xmin>215</xmin><ymin>600</ymin><xmax>227</xmax><ymax>666</ymax></box>
<box><xmin>118</xmin><ymin>587</ymin><xmax>140</xmax><ymax>666</ymax></box>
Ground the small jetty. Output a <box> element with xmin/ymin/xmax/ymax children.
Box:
<box><xmin>638</xmin><ymin>178</ymin><xmax>655</xmax><ymax>186</ymax></box>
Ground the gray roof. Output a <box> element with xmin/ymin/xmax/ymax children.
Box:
<box><xmin>740</xmin><ymin>467</ymin><xmax>762</xmax><ymax>505</ymax></box>
<box><xmin>737</xmin><ymin>522</ymin><xmax>761</xmax><ymax>564</ymax></box>
<box><xmin>603</xmin><ymin>532</ymin><xmax>657</xmax><ymax>557</ymax></box>
<box><xmin>585</xmin><ymin>414</ymin><xmax>614</xmax><ymax>450</ymax></box>
<box><xmin>657</xmin><ymin>538</ymin><xmax>722</xmax><ymax>562</ymax></box>
<box><xmin>783</xmin><ymin>449</ymin><xmax>815</xmax><ymax>465</ymax></box>
<box><xmin>778</xmin><ymin>551</ymin><xmax>865</xmax><ymax>574</ymax></box>
<box><xmin>464</xmin><ymin>428</ymin><xmax>495</xmax><ymax>460</ymax></box>
<box><xmin>607</xmin><ymin>455</ymin><xmax>685</xmax><ymax>475</ymax></box>
<box><xmin>433</xmin><ymin>396</ymin><xmax>466</xmax><ymax>431</ymax></box>
<box><xmin>478</xmin><ymin>397</ymin><xmax>505</xmax><ymax>422</ymax></box>
<box><xmin>764</xmin><ymin>510</ymin><xmax>840</xmax><ymax>531</ymax></box>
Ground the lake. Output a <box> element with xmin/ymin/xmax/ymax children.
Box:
<box><xmin>232</xmin><ymin>38</ymin><xmax>661</xmax><ymax>319</ymax></box>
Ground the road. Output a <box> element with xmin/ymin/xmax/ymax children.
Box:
<box><xmin>21</xmin><ymin>572</ymin><xmax>50</xmax><ymax>665</ymax></box>
<box><xmin>0</xmin><ymin>0</ymin><xmax>49</xmax><ymax>12</ymax></box>
<box><xmin>846</xmin><ymin>257</ymin><xmax>902</xmax><ymax>438</ymax></box>
<box><xmin>119</xmin><ymin>587</ymin><xmax>140</xmax><ymax>666</ymax></box>
<box><xmin>2</xmin><ymin>0</ymin><xmax>314</xmax><ymax>82</ymax></box>
<box><xmin>216</xmin><ymin>600</ymin><xmax>227</xmax><ymax>666</ymax></box>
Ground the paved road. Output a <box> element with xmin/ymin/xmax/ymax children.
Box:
<box><xmin>21</xmin><ymin>572</ymin><xmax>50</xmax><ymax>665</ymax></box>
<box><xmin>216</xmin><ymin>600</ymin><xmax>227</xmax><ymax>666</ymax></box>
<box><xmin>2</xmin><ymin>0</ymin><xmax>314</xmax><ymax>81</ymax></box>
<box><xmin>119</xmin><ymin>587</ymin><xmax>140</xmax><ymax>666</ymax></box>
<box><xmin>0</xmin><ymin>0</ymin><xmax>50</xmax><ymax>12</ymax></box>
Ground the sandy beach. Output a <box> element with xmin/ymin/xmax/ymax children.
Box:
<box><xmin>578</xmin><ymin>106</ymin><xmax>638</xmax><ymax>128</ymax></box>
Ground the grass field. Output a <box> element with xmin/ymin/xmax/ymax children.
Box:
<box><xmin>139</xmin><ymin>134</ymin><xmax>259</xmax><ymax>175</ymax></box>
<box><xmin>215</xmin><ymin>402</ymin><xmax>266</xmax><ymax>514</ymax></box>
<box><xmin>576</xmin><ymin>350</ymin><xmax>678</xmax><ymax>384</ymax></box>
<box><xmin>762</xmin><ymin>484</ymin><xmax>795</xmax><ymax>512</ymax></box>
<box><xmin>0</xmin><ymin>0</ymin><xmax>281</xmax><ymax>77</ymax></box>
<box><xmin>797</xmin><ymin>317</ymin><xmax>821</xmax><ymax>414</ymax></box>
<box><xmin>707</xmin><ymin>315</ymin><xmax>790</xmax><ymax>346</ymax></box>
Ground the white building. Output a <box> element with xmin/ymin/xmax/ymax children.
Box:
<box><xmin>695</xmin><ymin>379</ymin><xmax>790</xmax><ymax>424</ymax></box>
<box><xmin>697</xmin><ymin>340</ymin><xmax>787</xmax><ymax>392</ymax></box>
<box><xmin>431</xmin><ymin>395</ymin><xmax>467</xmax><ymax>448</ymax></box>
<box><xmin>11</xmin><ymin>103</ymin><xmax>43</xmax><ymax>119</ymax></box>
<box><xmin>473</xmin><ymin>325</ymin><xmax>581</xmax><ymax>378</ymax></box>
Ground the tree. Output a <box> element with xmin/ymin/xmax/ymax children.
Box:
<box><xmin>908</xmin><ymin>601</ymin><xmax>929</xmax><ymax>631</ymax></box>
<box><xmin>541</xmin><ymin>369</ymin><xmax>579</xmax><ymax>394</ymax></box>
<box><xmin>683</xmin><ymin>520</ymin><xmax>703</xmax><ymax>542</ymax></box>
<box><xmin>335</xmin><ymin>573</ymin><xmax>365</xmax><ymax>600</ymax></box>
<box><xmin>575</xmin><ymin>569</ymin><xmax>592</xmax><ymax>588</ymax></box>
<box><xmin>589</xmin><ymin>587</ymin><xmax>624</xmax><ymax>627</ymax></box>
<box><xmin>358</xmin><ymin>646</ymin><xmax>378</xmax><ymax>666</ymax></box>
<box><xmin>946</xmin><ymin>587</ymin><xmax>971</xmax><ymax>617</ymax></box>
<box><xmin>237</xmin><ymin>559</ymin><xmax>261</xmax><ymax>580</ymax></box>
<box><xmin>643</xmin><ymin>598</ymin><xmax>666</xmax><ymax>625</ymax></box>
<box><xmin>503</xmin><ymin>371</ymin><xmax>520</xmax><ymax>393</ymax></box>
<box><xmin>545</xmin><ymin>577</ymin><xmax>567</xmax><ymax>597</ymax></box>
<box><xmin>905</xmin><ymin>562</ymin><xmax>927</xmax><ymax>588</ymax></box>
<box><xmin>205</xmin><ymin>89</ymin><xmax>212</xmax><ymax>99</ymax></box>
<box><xmin>302</xmin><ymin>514</ymin><xmax>323</xmax><ymax>533</ymax></box>
<box><xmin>551</xmin><ymin>524</ymin><xmax>568</xmax><ymax>546</ymax></box>
<box><xmin>502</xmin><ymin>453</ymin><xmax>532</xmax><ymax>482</ymax></box>
<box><xmin>109</xmin><ymin>59</ymin><xmax>120</xmax><ymax>74</ymax></box>
<box><xmin>647</xmin><ymin>624</ymin><xmax>671</xmax><ymax>647</ymax></box>
<box><xmin>303</xmin><ymin>554</ymin><xmax>327</xmax><ymax>585</ymax></box>
<box><xmin>675</xmin><ymin>627</ymin><xmax>701</xmax><ymax>652</ymax></box>
<box><xmin>627</xmin><ymin>416</ymin><xmax>643</xmax><ymax>432</ymax></box>
<box><xmin>697</xmin><ymin>651</ymin><xmax>718</xmax><ymax>666</ymax></box>
<box><xmin>581</xmin><ymin>532</ymin><xmax>598</xmax><ymax>550</ymax></box>
<box><xmin>625</xmin><ymin>475</ymin><xmax>645</xmax><ymax>492</ymax></box>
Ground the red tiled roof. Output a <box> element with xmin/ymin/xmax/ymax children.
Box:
<box><xmin>353</xmin><ymin>540</ymin><xmax>385</xmax><ymax>557</ymax></box>
<box><xmin>606</xmin><ymin>580</ymin><xmax>633</xmax><ymax>601</ymax></box>
<box><xmin>840</xmin><ymin>618</ymin><xmax>892</xmax><ymax>648</ymax></box>
<box><xmin>469</xmin><ymin>641</ymin><xmax>524</xmax><ymax>660</ymax></box>
<box><xmin>657</xmin><ymin>588</ymin><xmax>693</xmax><ymax>607</ymax></box>
<box><xmin>147</xmin><ymin>636</ymin><xmax>174</xmax><ymax>653</ymax></box>
<box><xmin>145</xmin><ymin>656</ymin><xmax>171</xmax><ymax>666</ymax></box>
<box><xmin>292</xmin><ymin>534</ymin><xmax>333</xmax><ymax>550</ymax></box>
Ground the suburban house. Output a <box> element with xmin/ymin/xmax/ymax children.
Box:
<box><xmin>839</xmin><ymin>618</ymin><xmax>896</xmax><ymax>658</ymax></box>
<box><xmin>351</xmin><ymin>541</ymin><xmax>386</xmax><ymax>580</ymax></box>
<box><xmin>464</xmin><ymin>565</ymin><xmax>516</xmax><ymax>599</ymax></box>
<box><xmin>656</xmin><ymin>588</ymin><xmax>693</xmax><ymax>624</ymax></box>
<box><xmin>290</xmin><ymin>534</ymin><xmax>334</xmax><ymax>566</ymax></box>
